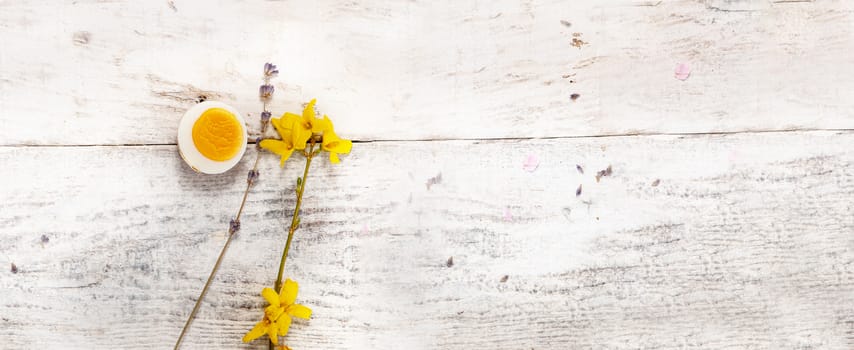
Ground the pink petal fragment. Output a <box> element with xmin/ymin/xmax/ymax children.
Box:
<box><xmin>503</xmin><ymin>207</ymin><xmax>513</xmax><ymax>222</ymax></box>
<box><xmin>674</xmin><ymin>63</ymin><xmax>691</xmax><ymax>81</ymax></box>
<box><xmin>522</xmin><ymin>154</ymin><xmax>539</xmax><ymax>172</ymax></box>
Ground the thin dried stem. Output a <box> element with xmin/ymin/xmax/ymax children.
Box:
<box><xmin>173</xmin><ymin>149</ymin><xmax>262</xmax><ymax>350</ymax></box>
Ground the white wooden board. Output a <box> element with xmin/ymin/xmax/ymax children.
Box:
<box><xmin>1</xmin><ymin>131</ymin><xmax>852</xmax><ymax>349</ymax></box>
<box><xmin>2</xmin><ymin>0</ymin><xmax>854</xmax><ymax>145</ymax></box>
<box><xmin>3</xmin><ymin>0</ymin><xmax>853</xmax><ymax>349</ymax></box>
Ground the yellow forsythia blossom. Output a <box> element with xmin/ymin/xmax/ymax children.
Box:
<box><xmin>260</xmin><ymin>99</ymin><xmax>352</xmax><ymax>165</ymax></box>
<box><xmin>243</xmin><ymin>279</ymin><xmax>312</xmax><ymax>345</ymax></box>
<box><xmin>259</xmin><ymin>112</ymin><xmax>301</xmax><ymax>167</ymax></box>
<box><xmin>317</xmin><ymin>116</ymin><xmax>352</xmax><ymax>164</ymax></box>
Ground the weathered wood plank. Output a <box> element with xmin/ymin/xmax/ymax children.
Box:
<box><xmin>2</xmin><ymin>0</ymin><xmax>854</xmax><ymax>145</ymax></box>
<box><xmin>1</xmin><ymin>131</ymin><xmax>852</xmax><ymax>349</ymax></box>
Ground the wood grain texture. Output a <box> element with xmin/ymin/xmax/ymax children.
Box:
<box><xmin>1</xmin><ymin>131</ymin><xmax>852</xmax><ymax>349</ymax></box>
<box><xmin>2</xmin><ymin>0</ymin><xmax>854</xmax><ymax>145</ymax></box>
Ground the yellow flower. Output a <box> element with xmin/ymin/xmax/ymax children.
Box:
<box><xmin>291</xmin><ymin>99</ymin><xmax>327</xmax><ymax>149</ymax></box>
<box><xmin>261</xmin><ymin>99</ymin><xmax>352</xmax><ymax>164</ymax></box>
<box><xmin>317</xmin><ymin>116</ymin><xmax>352</xmax><ymax>164</ymax></box>
<box><xmin>243</xmin><ymin>279</ymin><xmax>312</xmax><ymax>345</ymax></box>
<box><xmin>260</xmin><ymin>113</ymin><xmax>301</xmax><ymax>167</ymax></box>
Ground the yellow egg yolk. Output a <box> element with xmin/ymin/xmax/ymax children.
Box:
<box><xmin>191</xmin><ymin>108</ymin><xmax>243</xmax><ymax>161</ymax></box>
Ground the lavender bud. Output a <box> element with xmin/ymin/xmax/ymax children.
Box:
<box><xmin>228</xmin><ymin>218</ymin><xmax>241</xmax><ymax>235</ymax></box>
<box><xmin>260</xmin><ymin>111</ymin><xmax>272</xmax><ymax>124</ymax></box>
<box><xmin>255</xmin><ymin>137</ymin><xmax>263</xmax><ymax>150</ymax></box>
<box><xmin>259</xmin><ymin>84</ymin><xmax>274</xmax><ymax>100</ymax></box>
<box><xmin>264</xmin><ymin>63</ymin><xmax>279</xmax><ymax>77</ymax></box>
<box><xmin>247</xmin><ymin>169</ymin><xmax>260</xmax><ymax>184</ymax></box>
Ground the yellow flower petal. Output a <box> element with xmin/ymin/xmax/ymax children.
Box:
<box><xmin>296</xmin><ymin>99</ymin><xmax>328</xmax><ymax>134</ymax></box>
<box><xmin>260</xmin><ymin>139</ymin><xmax>292</xmax><ymax>156</ymax></box>
<box><xmin>276</xmin><ymin>154</ymin><xmax>290</xmax><ymax>167</ymax></box>
<box><xmin>280</xmin><ymin>279</ymin><xmax>298</xmax><ymax>306</ymax></box>
<box><xmin>315</xmin><ymin>115</ymin><xmax>333</xmax><ymax>133</ymax></box>
<box><xmin>322</xmin><ymin>129</ymin><xmax>352</xmax><ymax>154</ymax></box>
<box><xmin>287</xmin><ymin>115</ymin><xmax>303</xmax><ymax>137</ymax></box>
<box><xmin>287</xmin><ymin>304</ymin><xmax>312</xmax><ymax>319</ymax></box>
<box><xmin>282</xmin><ymin>112</ymin><xmax>301</xmax><ymax>125</ymax></box>
<box><xmin>265</xmin><ymin>304</ymin><xmax>284</xmax><ymax>322</ymax></box>
<box><xmin>261</xmin><ymin>287</ymin><xmax>280</xmax><ymax>307</ymax></box>
<box><xmin>319</xmin><ymin>127</ymin><xmax>351</xmax><ymax>164</ymax></box>
<box><xmin>270</xmin><ymin>118</ymin><xmax>289</xmax><ymax>140</ymax></box>
<box><xmin>267</xmin><ymin>319</ymin><xmax>279</xmax><ymax>345</ymax></box>
<box><xmin>291</xmin><ymin>127</ymin><xmax>311</xmax><ymax>150</ymax></box>
<box><xmin>303</xmin><ymin>99</ymin><xmax>317</xmax><ymax>121</ymax></box>
<box><xmin>278</xmin><ymin>314</ymin><xmax>292</xmax><ymax>337</ymax></box>
<box><xmin>325</xmin><ymin>138</ymin><xmax>352</xmax><ymax>155</ymax></box>
<box><xmin>259</xmin><ymin>140</ymin><xmax>295</xmax><ymax>167</ymax></box>
<box><xmin>243</xmin><ymin>319</ymin><xmax>268</xmax><ymax>343</ymax></box>
<box><xmin>310</xmin><ymin>118</ymin><xmax>326</xmax><ymax>132</ymax></box>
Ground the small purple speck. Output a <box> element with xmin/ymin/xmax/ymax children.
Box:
<box><xmin>259</xmin><ymin>84</ymin><xmax>274</xmax><ymax>100</ymax></box>
<box><xmin>228</xmin><ymin>219</ymin><xmax>241</xmax><ymax>235</ymax></box>
<box><xmin>522</xmin><ymin>154</ymin><xmax>539</xmax><ymax>172</ymax></box>
<box><xmin>264</xmin><ymin>63</ymin><xmax>279</xmax><ymax>77</ymax></box>
<box><xmin>247</xmin><ymin>169</ymin><xmax>260</xmax><ymax>184</ymax></box>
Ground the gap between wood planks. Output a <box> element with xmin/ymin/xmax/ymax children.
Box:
<box><xmin>3</xmin><ymin>127</ymin><xmax>854</xmax><ymax>148</ymax></box>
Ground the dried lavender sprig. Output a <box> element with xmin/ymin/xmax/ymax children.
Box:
<box><xmin>175</xmin><ymin>62</ymin><xmax>278</xmax><ymax>350</ymax></box>
<box><xmin>260</xmin><ymin>62</ymin><xmax>276</xmax><ymax>132</ymax></box>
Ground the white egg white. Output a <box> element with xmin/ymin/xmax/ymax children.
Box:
<box><xmin>177</xmin><ymin>101</ymin><xmax>247</xmax><ymax>174</ymax></box>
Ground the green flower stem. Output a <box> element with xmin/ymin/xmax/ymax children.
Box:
<box><xmin>269</xmin><ymin>141</ymin><xmax>315</xmax><ymax>350</ymax></box>
<box><xmin>275</xmin><ymin>141</ymin><xmax>316</xmax><ymax>291</ymax></box>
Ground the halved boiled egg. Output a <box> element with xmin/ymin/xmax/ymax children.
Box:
<box><xmin>177</xmin><ymin>101</ymin><xmax>247</xmax><ymax>174</ymax></box>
